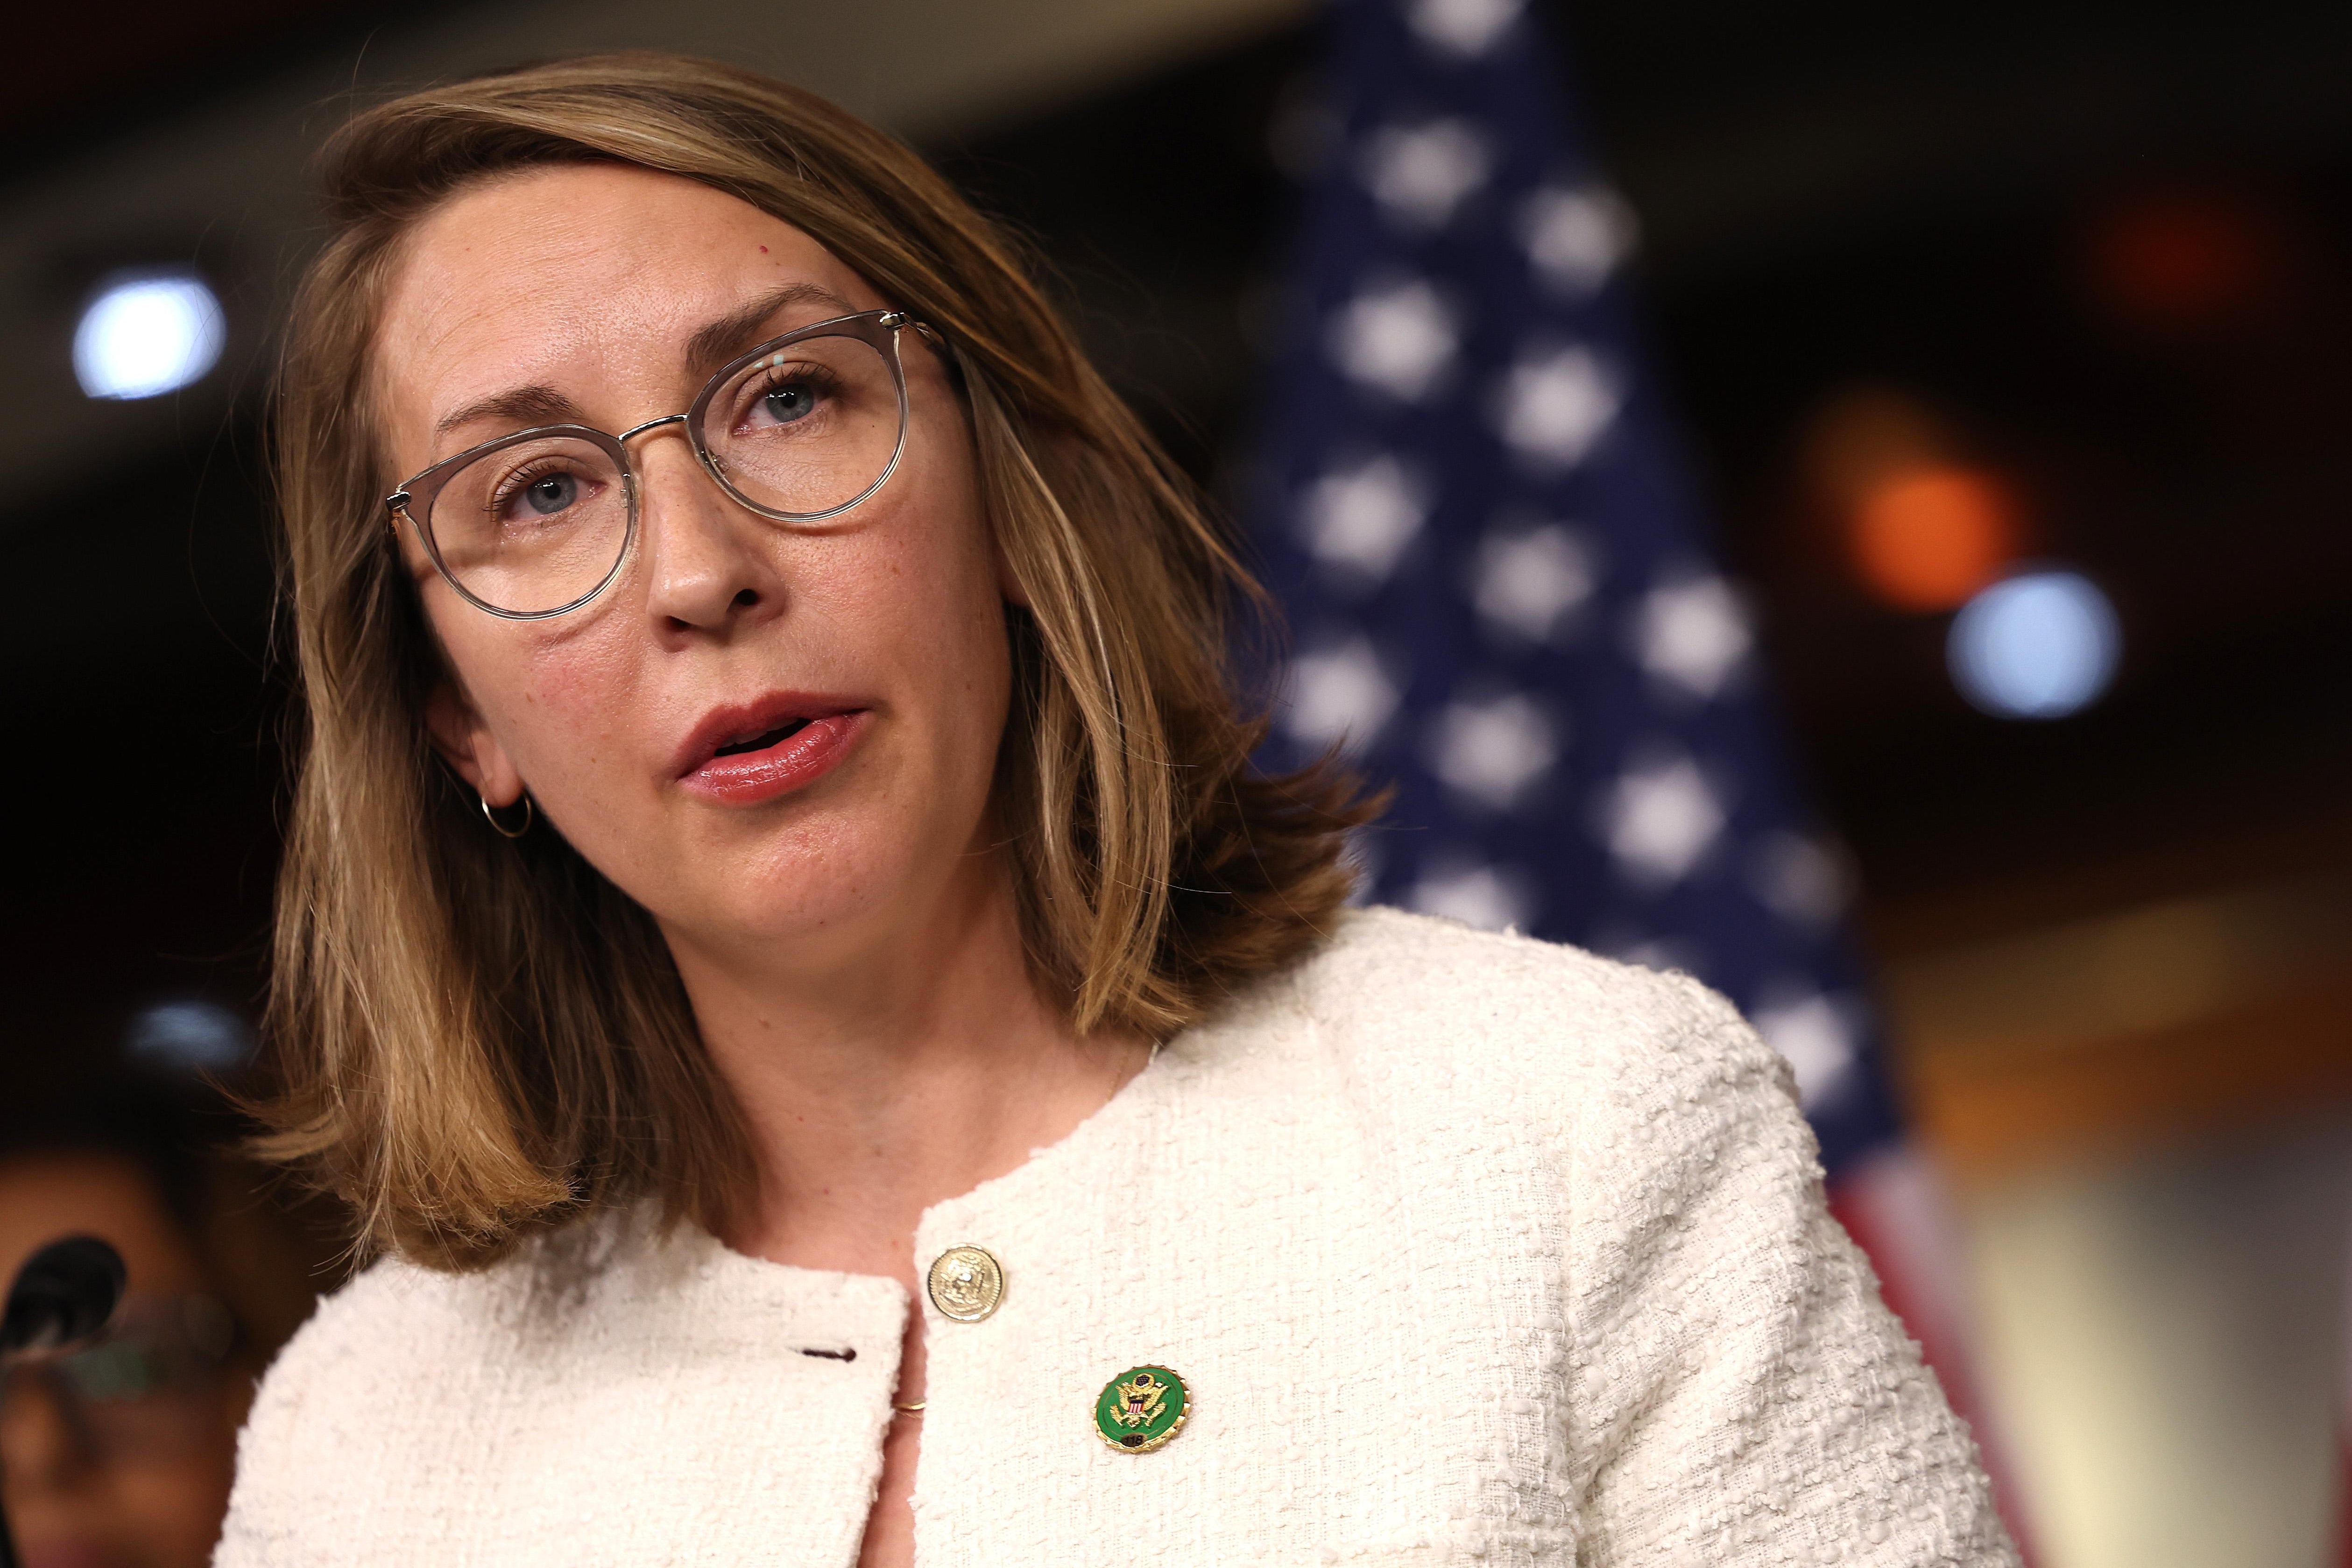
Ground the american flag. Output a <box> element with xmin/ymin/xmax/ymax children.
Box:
<box><xmin>1248</xmin><ymin>0</ymin><xmax>2031</xmax><ymax>1544</ymax></box>
<box><xmin>1250</xmin><ymin>0</ymin><xmax>1898</xmax><ymax>1172</ymax></box>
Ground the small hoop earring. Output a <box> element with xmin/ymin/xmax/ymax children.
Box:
<box><xmin>480</xmin><ymin>792</ymin><xmax>533</xmax><ymax>839</ymax></box>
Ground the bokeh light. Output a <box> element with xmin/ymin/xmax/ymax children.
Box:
<box><xmin>73</xmin><ymin>270</ymin><xmax>226</xmax><ymax>400</ymax></box>
<box><xmin>2086</xmin><ymin>190</ymin><xmax>2280</xmax><ymax>335</ymax></box>
<box><xmin>1947</xmin><ymin>570</ymin><xmax>2122</xmax><ymax>719</ymax></box>
<box><xmin>126</xmin><ymin>999</ymin><xmax>254</xmax><ymax>1073</ymax></box>
<box><xmin>1850</xmin><ymin>463</ymin><xmax>2022</xmax><ymax>612</ymax></box>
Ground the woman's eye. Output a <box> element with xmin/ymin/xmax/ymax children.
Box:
<box><xmin>758</xmin><ymin>379</ymin><xmax>819</xmax><ymax>425</ymax></box>
<box><xmin>515</xmin><ymin>472</ymin><xmax>578</xmax><ymax>517</ymax></box>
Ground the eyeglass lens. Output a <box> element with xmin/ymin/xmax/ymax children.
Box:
<box><xmin>420</xmin><ymin>328</ymin><xmax>903</xmax><ymax>617</ymax></box>
<box><xmin>0</xmin><ymin>1298</ymin><xmax>232</xmax><ymax>1465</ymax></box>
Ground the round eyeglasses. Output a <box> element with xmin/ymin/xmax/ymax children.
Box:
<box><xmin>387</xmin><ymin>309</ymin><xmax>927</xmax><ymax>619</ymax></box>
<box><xmin>0</xmin><ymin>1293</ymin><xmax>237</xmax><ymax>1467</ymax></box>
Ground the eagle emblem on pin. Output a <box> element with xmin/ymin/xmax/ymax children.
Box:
<box><xmin>1094</xmin><ymin>1365</ymin><xmax>1189</xmax><ymax>1453</ymax></box>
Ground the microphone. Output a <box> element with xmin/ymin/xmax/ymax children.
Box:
<box><xmin>2</xmin><ymin>1235</ymin><xmax>127</xmax><ymax>1568</ymax></box>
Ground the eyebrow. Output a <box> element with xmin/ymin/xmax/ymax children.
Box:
<box><xmin>432</xmin><ymin>383</ymin><xmax>588</xmax><ymax>444</ymax></box>
<box><xmin>429</xmin><ymin>282</ymin><xmax>861</xmax><ymax>446</ymax></box>
<box><xmin>683</xmin><ymin>282</ymin><xmax>860</xmax><ymax>378</ymax></box>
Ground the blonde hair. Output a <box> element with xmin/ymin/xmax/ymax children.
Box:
<box><xmin>261</xmin><ymin>52</ymin><xmax>1370</xmax><ymax>1268</ymax></box>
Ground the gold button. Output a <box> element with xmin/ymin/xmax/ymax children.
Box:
<box><xmin>926</xmin><ymin>1245</ymin><xmax>1004</xmax><ymax>1322</ymax></box>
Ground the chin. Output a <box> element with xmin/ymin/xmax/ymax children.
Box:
<box><xmin>696</xmin><ymin>813</ymin><xmax>961</xmax><ymax>948</ymax></box>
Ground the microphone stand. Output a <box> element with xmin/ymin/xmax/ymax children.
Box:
<box><xmin>0</xmin><ymin>1236</ymin><xmax>127</xmax><ymax>1568</ymax></box>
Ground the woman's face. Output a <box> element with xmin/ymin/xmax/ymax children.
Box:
<box><xmin>0</xmin><ymin>1155</ymin><xmax>239</xmax><ymax>1568</ymax></box>
<box><xmin>374</xmin><ymin>165</ymin><xmax>1012</xmax><ymax>965</ymax></box>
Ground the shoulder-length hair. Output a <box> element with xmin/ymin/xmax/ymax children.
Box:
<box><xmin>260</xmin><ymin>51</ymin><xmax>1368</xmax><ymax>1269</ymax></box>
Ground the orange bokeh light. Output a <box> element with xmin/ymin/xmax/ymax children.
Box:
<box><xmin>1848</xmin><ymin>465</ymin><xmax>2022</xmax><ymax>612</ymax></box>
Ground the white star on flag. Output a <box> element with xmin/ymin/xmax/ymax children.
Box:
<box><xmin>1470</xmin><ymin>523</ymin><xmax>1596</xmax><ymax>643</ymax></box>
<box><xmin>1283</xmin><ymin>636</ymin><xmax>1400</xmax><ymax>753</ymax></box>
<box><xmin>1634</xmin><ymin>575</ymin><xmax>1751</xmax><ymax>699</ymax></box>
<box><xmin>1753</xmin><ymin>989</ymin><xmax>1860</xmax><ymax>1109</ymax></box>
<box><xmin>1494</xmin><ymin>346</ymin><xmax>1620</xmax><ymax>467</ymax></box>
<box><xmin>1407</xmin><ymin>856</ymin><xmax>1535</xmax><ymax>932</ymax></box>
<box><xmin>1328</xmin><ymin>279</ymin><xmax>1461</xmax><ymax>401</ymax></box>
<box><xmin>1427</xmin><ymin>692</ymin><xmax>1559</xmax><ymax>809</ymax></box>
<box><xmin>1601</xmin><ymin>752</ymin><xmax>1724</xmax><ymax>885</ymax></box>
<box><xmin>1406</xmin><ymin>0</ymin><xmax>1523</xmax><ymax>56</ymax></box>
<box><xmin>1299</xmin><ymin>455</ymin><xmax>1428</xmax><ymax>585</ymax></box>
<box><xmin>1746</xmin><ymin>831</ymin><xmax>1850</xmax><ymax>925</ymax></box>
<box><xmin>1518</xmin><ymin>184</ymin><xmax>1636</xmax><ymax>295</ymax></box>
<box><xmin>1361</xmin><ymin>120</ymin><xmax>1491</xmax><ymax>230</ymax></box>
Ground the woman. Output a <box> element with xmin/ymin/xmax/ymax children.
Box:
<box><xmin>219</xmin><ymin>52</ymin><xmax>2015</xmax><ymax>1568</ymax></box>
<box><xmin>1</xmin><ymin>1067</ymin><xmax>331</xmax><ymax>1568</ymax></box>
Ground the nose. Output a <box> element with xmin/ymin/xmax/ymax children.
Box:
<box><xmin>629</xmin><ymin>420</ymin><xmax>786</xmax><ymax>637</ymax></box>
<box><xmin>0</xmin><ymin>1369</ymin><xmax>98</xmax><ymax>1493</ymax></box>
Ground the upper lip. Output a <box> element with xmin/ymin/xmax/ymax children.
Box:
<box><xmin>672</xmin><ymin>692</ymin><xmax>867</xmax><ymax>777</ymax></box>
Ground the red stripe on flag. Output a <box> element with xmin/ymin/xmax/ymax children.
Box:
<box><xmin>1830</xmin><ymin>1147</ymin><xmax>2040</xmax><ymax>1562</ymax></box>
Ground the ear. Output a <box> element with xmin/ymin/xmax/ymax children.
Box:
<box><xmin>423</xmin><ymin>679</ymin><xmax>526</xmax><ymax>807</ymax></box>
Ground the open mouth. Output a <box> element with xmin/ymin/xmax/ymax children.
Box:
<box><xmin>712</xmin><ymin>717</ymin><xmax>812</xmax><ymax>757</ymax></box>
<box><xmin>673</xmin><ymin>694</ymin><xmax>871</xmax><ymax>798</ymax></box>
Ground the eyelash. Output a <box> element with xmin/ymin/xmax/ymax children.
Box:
<box><xmin>485</xmin><ymin>455</ymin><xmax>578</xmax><ymax>514</ymax></box>
<box><xmin>741</xmin><ymin>362</ymin><xmax>842</xmax><ymax>417</ymax></box>
<box><xmin>450</xmin><ymin>346</ymin><xmax>846</xmax><ymax>513</ymax></box>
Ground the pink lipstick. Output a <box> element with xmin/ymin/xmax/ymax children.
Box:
<box><xmin>674</xmin><ymin>694</ymin><xmax>869</xmax><ymax>806</ymax></box>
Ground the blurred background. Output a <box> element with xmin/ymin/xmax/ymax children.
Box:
<box><xmin>0</xmin><ymin>1</ymin><xmax>2345</xmax><ymax>1564</ymax></box>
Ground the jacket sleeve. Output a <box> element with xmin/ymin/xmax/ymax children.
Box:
<box><xmin>213</xmin><ymin>1300</ymin><xmax>325</xmax><ymax>1567</ymax></box>
<box><xmin>1565</xmin><ymin>975</ymin><xmax>2020</xmax><ymax>1568</ymax></box>
<box><xmin>212</xmin><ymin>1261</ymin><xmax>406</xmax><ymax>1568</ymax></box>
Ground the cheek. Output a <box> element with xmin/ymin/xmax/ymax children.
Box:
<box><xmin>838</xmin><ymin>503</ymin><xmax>1010</xmax><ymax>717</ymax></box>
<box><xmin>515</xmin><ymin>634</ymin><xmax>650</xmax><ymax>780</ymax></box>
<box><xmin>434</xmin><ymin>601</ymin><xmax>647</xmax><ymax>783</ymax></box>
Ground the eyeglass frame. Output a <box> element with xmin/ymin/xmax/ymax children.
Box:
<box><xmin>0</xmin><ymin>1291</ymin><xmax>240</xmax><ymax>1465</ymax></box>
<box><xmin>385</xmin><ymin>307</ymin><xmax>932</xmax><ymax>621</ymax></box>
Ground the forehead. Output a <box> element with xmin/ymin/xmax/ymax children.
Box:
<box><xmin>0</xmin><ymin>1151</ymin><xmax>202</xmax><ymax>1292</ymax></box>
<box><xmin>375</xmin><ymin>163</ymin><xmax>871</xmax><ymax>431</ymax></box>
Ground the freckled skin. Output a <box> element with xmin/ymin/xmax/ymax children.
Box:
<box><xmin>374</xmin><ymin>164</ymin><xmax>1146</xmax><ymax>1568</ymax></box>
<box><xmin>375</xmin><ymin>164</ymin><xmax>1014</xmax><ymax>975</ymax></box>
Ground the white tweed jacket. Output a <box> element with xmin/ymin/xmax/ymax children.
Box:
<box><xmin>216</xmin><ymin>907</ymin><xmax>2016</xmax><ymax>1568</ymax></box>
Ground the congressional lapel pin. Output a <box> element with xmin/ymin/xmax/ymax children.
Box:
<box><xmin>1095</xmin><ymin>1365</ymin><xmax>1189</xmax><ymax>1453</ymax></box>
